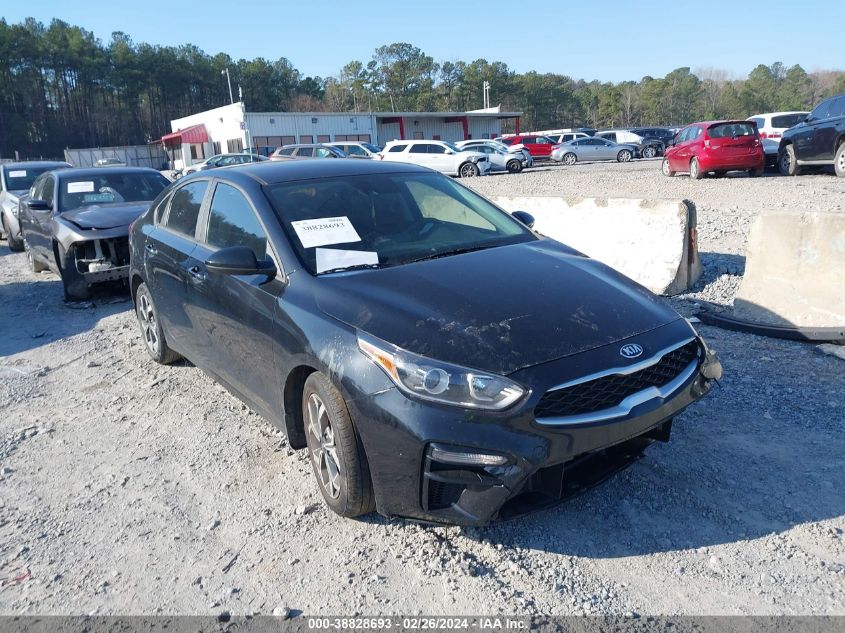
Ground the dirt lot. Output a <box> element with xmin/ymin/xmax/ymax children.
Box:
<box><xmin>0</xmin><ymin>161</ymin><xmax>843</xmax><ymax>617</ymax></box>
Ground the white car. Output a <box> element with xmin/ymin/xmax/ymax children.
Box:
<box><xmin>746</xmin><ymin>111</ymin><xmax>809</xmax><ymax>165</ymax></box>
<box><xmin>379</xmin><ymin>140</ymin><xmax>491</xmax><ymax>177</ymax></box>
<box><xmin>455</xmin><ymin>140</ymin><xmax>533</xmax><ymax>168</ymax></box>
<box><xmin>548</xmin><ymin>132</ymin><xmax>590</xmax><ymax>144</ymax></box>
<box><xmin>327</xmin><ymin>142</ymin><xmax>382</xmax><ymax>158</ymax></box>
<box><xmin>455</xmin><ymin>143</ymin><xmax>523</xmax><ymax>173</ymax></box>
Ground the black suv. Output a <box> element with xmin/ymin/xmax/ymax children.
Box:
<box><xmin>778</xmin><ymin>93</ymin><xmax>845</xmax><ymax>177</ymax></box>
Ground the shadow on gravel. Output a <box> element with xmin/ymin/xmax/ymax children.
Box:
<box><xmin>0</xmin><ymin>279</ymin><xmax>131</xmax><ymax>357</ymax></box>
<box><xmin>696</xmin><ymin>252</ymin><xmax>746</xmax><ymax>285</ymax></box>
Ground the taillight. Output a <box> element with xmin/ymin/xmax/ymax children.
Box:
<box><xmin>759</xmin><ymin>132</ymin><xmax>768</xmax><ymax>139</ymax></box>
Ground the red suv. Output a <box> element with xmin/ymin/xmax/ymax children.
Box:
<box><xmin>662</xmin><ymin>121</ymin><xmax>764</xmax><ymax>179</ymax></box>
<box><xmin>497</xmin><ymin>135</ymin><xmax>558</xmax><ymax>159</ymax></box>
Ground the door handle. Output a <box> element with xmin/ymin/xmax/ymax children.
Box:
<box><xmin>188</xmin><ymin>265</ymin><xmax>206</xmax><ymax>280</ymax></box>
<box><xmin>145</xmin><ymin>242</ymin><xmax>157</xmax><ymax>255</ymax></box>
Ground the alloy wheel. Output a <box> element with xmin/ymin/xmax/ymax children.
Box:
<box><xmin>306</xmin><ymin>393</ymin><xmax>342</xmax><ymax>499</ymax></box>
<box><xmin>643</xmin><ymin>146</ymin><xmax>657</xmax><ymax>158</ymax></box>
<box><xmin>137</xmin><ymin>293</ymin><xmax>160</xmax><ymax>355</ymax></box>
<box><xmin>563</xmin><ymin>153</ymin><xmax>576</xmax><ymax>165</ymax></box>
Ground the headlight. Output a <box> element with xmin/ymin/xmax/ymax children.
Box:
<box><xmin>357</xmin><ymin>332</ymin><xmax>526</xmax><ymax>411</ymax></box>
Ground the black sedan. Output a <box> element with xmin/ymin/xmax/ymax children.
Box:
<box><xmin>128</xmin><ymin>160</ymin><xmax>722</xmax><ymax>525</ymax></box>
<box><xmin>19</xmin><ymin>167</ymin><xmax>169</xmax><ymax>300</ymax></box>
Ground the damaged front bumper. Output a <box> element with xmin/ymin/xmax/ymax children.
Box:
<box><xmin>347</xmin><ymin>321</ymin><xmax>722</xmax><ymax>526</ymax></box>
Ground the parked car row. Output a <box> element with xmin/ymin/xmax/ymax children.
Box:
<box><xmin>660</xmin><ymin>93</ymin><xmax>845</xmax><ymax>179</ymax></box>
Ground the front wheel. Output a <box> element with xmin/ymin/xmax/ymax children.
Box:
<box><xmin>689</xmin><ymin>157</ymin><xmax>703</xmax><ymax>180</ymax></box>
<box><xmin>3</xmin><ymin>216</ymin><xmax>24</xmax><ymax>252</ymax></box>
<box><xmin>135</xmin><ymin>282</ymin><xmax>181</xmax><ymax>364</ymax></box>
<box><xmin>642</xmin><ymin>146</ymin><xmax>657</xmax><ymax>159</ymax></box>
<box><xmin>303</xmin><ymin>372</ymin><xmax>375</xmax><ymax>518</ymax></box>
<box><xmin>835</xmin><ymin>143</ymin><xmax>845</xmax><ymax>178</ymax></box>
<box><xmin>24</xmin><ymin>239</ymin><xmax>47</xmax><ymax>272</ymax></box>
<box><xmin>506</xmin><ymin>159</ymin><xmax>522</xmax><ymax>173</ymax></box>
<box><xmin>458</xmin><ymin>162</ymin><xmax>479</xmax><ymax>178</ymax></box>
<box><xmin>778</xmin><ymin>144</ymin><xmax>800</xmax><ymax>176</ymax></box>
<box><xmin>661</xmin><ymin>158</ymin><xmax>675</xmax><ymax>177</ymax></box>
<box><xmin>562</xmin><ymin>153</ymin><xmax>577</xmax><ymax>166</ymax></box>
<box><xmin>617</xmin><ymin>150</ymin><xmax>632</xmax><ymax>162</ymax></box>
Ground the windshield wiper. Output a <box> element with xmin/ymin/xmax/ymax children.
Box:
<box><xmin>317</xmin><ymin>263</ymin><xmax>382</xmax><ymax>275</ymax></box>
<box><xmin>406</xmin><ymin>244</ymin><xmax>495</xmax><ymax>264</ymax></box>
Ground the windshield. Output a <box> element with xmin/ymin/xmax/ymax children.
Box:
<box><xmin>441</xmin><ymin>141</ymin><xmax>461</xmax><ymax>153</ymax></box>
<box><xmin>60</xmin><ymin>172</ymin><xmax>169</xmax><ymax>212</ymax></box>
<box><xmin>4</xmin><ymin>166</ymin><xmax>63</xmax><ymax>192</ymax></box>
<box><xmin>264</xmin><ymin>172</ymin><xmax>535</xmax><ymax>275</ymax></box>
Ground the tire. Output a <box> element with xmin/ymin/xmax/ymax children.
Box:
<box><xmin>2</xmin><ymin>216</ymin><xmax>24</xmax><ymax>252</ymax></box>
<box><xmin>617</xmin><ymin>150</ymin><xmax>632</xmax><ymax>162</ymax></box>
<box><xmin>302</xmin><ymin>372</ymin><xmax>375</xmax><ymax>518</ymax></box>
<box><xmin>24</xmin><ymin>239</ymin><xmax>47</xmax><ymax>272</ymax></box>
<box><xmin>506</xmin><ymin>159</ymin><xmax>522</xmax><ymax>174</ymax></box>
<box><xmin>661</xmin><ymin>158</ymin><xmax>675</xmax><ymax>177</ymax></box>
<box><xmin>55</xmin><ymin>243</ymin><xmax>90</xmax><ymax>302</ymax></box>
<box><xmin>778</xmin><ymin>144</ymin><xmax>800</xmax><ymax>176</ymax></box>
<box><xmin>134</xmin><ymin>282</ymin><xmax>181</xmax><ymax>364</ymax></box>
<box><xmin>458</xmin><ymin>162</ymin><xmax>479</xmax><ymax>178</ymax></box>
<box><xmin>835</xmin><ymin>142</ymin><xmax>845</xmax><ymax>178</ymax></box>
<box><xmin>642</xmin><ymin>146</ymin><xmax>657</xmax><ymax>159</ymax></box>
<box><xmin>562</xmin><ymin>153</ymin><xmax>577</xmax><ymax>166</ymax></box>
<box><xmin>689</xmin><ymin>157</ymin><xmax>703</xmax><ymax>180</ymax></box>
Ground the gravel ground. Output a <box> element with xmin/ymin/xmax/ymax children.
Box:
<box><xmin>0</xmin><ymin>161</ymin><xmax>843</xmax><ymax>617</ymax></box>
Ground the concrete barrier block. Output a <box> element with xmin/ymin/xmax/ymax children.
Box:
<box><xmin>733</xmin><ymin>211</ymin><xmax>845</xmax><ymax>328</ymax></box>
<box><xmin>494</xmin><ymin>196</ymin><xmax>701</xmax><ymax>295</ymax></box>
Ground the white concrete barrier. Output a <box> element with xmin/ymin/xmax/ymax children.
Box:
<box><xmin>493</xmin><ymin>196</ymin><xmax>701</xmax><ymax>295</ymax></box>
<box><xmin>733</xmin><ymin>211</ymin><xmax>845</xmax><ymax>328</ymax></box>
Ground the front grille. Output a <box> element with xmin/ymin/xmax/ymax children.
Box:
<box><xmin>534</xmin><ymin>340</ymin><xmax>700</xmax><ymax>419</ymax></box>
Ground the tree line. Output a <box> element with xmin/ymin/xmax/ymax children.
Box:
<box><xmin>2</xmin><ymin>18</ymin><xmax>844</xmax><ymax>159</ymax></box>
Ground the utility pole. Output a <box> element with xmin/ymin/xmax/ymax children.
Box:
<box><xmin>482</xmin><ymin>81</ymin><xmax>491</xmax><ymax>109</ymax></box>
<box><xmin>222</xmin><ymin>68</ymin><xmax>234</xmax><ymax>104</ymax></box>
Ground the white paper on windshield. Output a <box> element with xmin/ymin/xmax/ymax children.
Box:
<box><xmin>67</xmin><ymin>181</ymin><xmax>95</xmax><ymax>194</ymax></box>
<box><xmin>291</xmin><ymin>216</ymin><xmax>361</xmax><ymax>248</ymax></box>
<box><xmin>9</xmin><ymin>170</ymin><xmax>26</xmax><ymax>178</ymax></box>
<box><xmin>315</xmin><ymin>248</ymin><xmax>378</xmax><ymax>273</ymax></box>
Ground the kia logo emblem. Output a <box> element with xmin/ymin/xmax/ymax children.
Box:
<box><xmin>620</xmin><ymin>343</ymin><xmax>644</xmax><ymax>359</ymax></box>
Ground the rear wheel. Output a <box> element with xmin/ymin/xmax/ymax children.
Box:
<box><xmin>689</xmin><ymin>157</ymin><xmax>703</xmax><ymax>180</ymax></box>
<box><xmin>617</xmin><ymin>150</ymin><xmax>632</xmax><ymax>162</ymax></box>
<box><xmin>661</xmin><ymin>158</ymin><xmax>675</xmax><ymax>177</ymax></box>
<box><xmin>135</xmin><ymin>282</ymin><xmax>181</xmax><ymax>364</ymax></box>
<box><xmin>642</xmin><ymin>146</ymin><xmax>657</xmax><ymax>159</ymax></box>
<box><xmin>458</xmin><ymin>162</ymin><xmax>479</xmax><ymax>178</ymax></box>
<box><xmin>835</xmin><ymin>142</ymin><xmax>845</xmax><ymax>178</ymax></box>
<box><xmin>506</xmin><ymin>159</ymin><xmax>522</xmax><ymax>173</ymax></box>
<box><xmin>562</xmin><ymin>153</ymin><xmax>577</xmax><ymax>166</ymax></box>
<box><xmin>303</xmin><ymin>372</ymin><xmax>375</xmax><ymax>518</ymax></box>
<box><xmin>778</xmin><ymin>144</ymin><xmax>800</xmax><ymax>176</ymax></box>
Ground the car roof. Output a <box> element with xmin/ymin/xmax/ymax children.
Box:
<box><xmin>210</xmin><ymin>156</ymin><xmax>434</xmax><ymax>186</ymax></box>
<box><xmin>50</xmin><ymin>166</ymin><xmax>164</xmax><ymax>180</ymax></box>
<box><xmin>2</xmin><ymin>160</ymin><xmax>71</xmax><ymax>170</ymax></box>
<box><xmin>746</xmin><ymin>111</ymin><xmax>809</xmax><ymax>118</ymax></box>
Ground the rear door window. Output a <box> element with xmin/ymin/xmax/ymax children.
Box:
<box><xmin>297</xmin><ymin>147</ymin><xmax>314</xmax><ymax>157</ymax></box>
<box><xmin>164</xmin><ymin>180</ymin><xmax>208</xmax><ymax>237</ymax></box>
<box><xmin>409</xmin><ymin>144</ymin><xmax>428</xmax><ymax>154</ymax></box>
<box><xmin>206</xmin><ymin>183</ymin><xmax>268</xmax><ymax>259</ymax></box>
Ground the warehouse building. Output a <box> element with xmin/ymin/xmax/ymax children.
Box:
<box><xmin>162</xmin><ymin>103</ymin><xmax>522</xmax><ymax>169</ymax></box>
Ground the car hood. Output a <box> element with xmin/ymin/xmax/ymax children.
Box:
<box><xmin>314</xmin><ymin>239</ymin><xmax>682</xmax><ymax>375</ymax></box>
<box><xmin>60</xmin><ymin>202</ymin><xmax>151</xmax><ymax>230</ymax></box>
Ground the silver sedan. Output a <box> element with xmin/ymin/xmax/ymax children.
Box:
<box><xmin>551</xmin><ymin>138</ymin><xmax>639</xmax><ymax>165</ymax></box>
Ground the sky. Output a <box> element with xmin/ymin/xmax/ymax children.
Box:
<box><xmin>3</xmin><ymin>0</ymin><xmax>843</xmax><ymax>83</ymax></box>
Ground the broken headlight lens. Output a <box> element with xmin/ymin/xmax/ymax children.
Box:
<box><xmin>357</xmin><ymin>332</ymin><xmax>525</xmax><ymax>411</ymax></box>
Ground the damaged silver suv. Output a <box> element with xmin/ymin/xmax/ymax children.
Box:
<box><xmin>18</xmin><ymin>167</ymin><xmax>169</xmax><ymax>300</ymax></box>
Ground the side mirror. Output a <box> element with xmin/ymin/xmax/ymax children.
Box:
<box><xmin>511</xmin><ymin>210</ymin><xmax>535</xmax><ymax>229</ymax></box>
<box><xmin>27</xmin><ymin>199</ymin><xmax>51</xmax><ymax>211</ymax></box>
<box><xmin>445</xmin><ymin>149</ymin><xmax>454</xmax><ymax>155</ymax></box>
<box><xmin>205</xmin><ymin>246</ymin><xmax>276</xmax><ymax>277</ymax></box>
